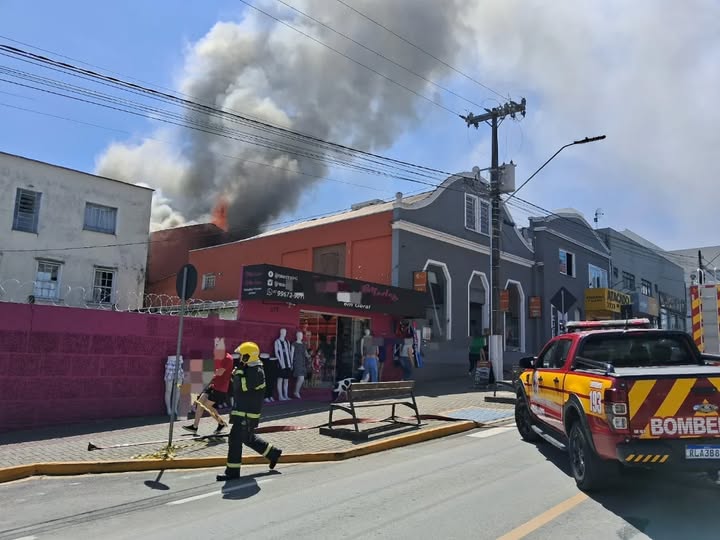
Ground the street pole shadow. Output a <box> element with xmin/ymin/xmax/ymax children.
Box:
<box><xmin>221</xmin><ymin>469</ymin><xmax>281</xmax><ymax>501</ymax></box>
<box><xmin>143</xmin><ymin>470</ymin><xmax>170</xmax><ymax>491</ymax></box>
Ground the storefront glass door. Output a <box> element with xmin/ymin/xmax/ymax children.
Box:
<box><xmin>299</xmin><ymin>311</ymin><xmax>371</xmax><ymax>386</ymax></box>
<box><xmin>336</xmin><ymin>316</ymin><xmax>370</xmax><ymax>381</ymax></box>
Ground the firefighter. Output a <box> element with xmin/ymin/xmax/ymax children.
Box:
<box><xmin>216</xmin><ymin>341</ymin><xmax>283</xmax><ymax>482</ymax></box>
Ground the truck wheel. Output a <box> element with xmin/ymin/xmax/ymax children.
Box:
<box><xmin>568</xmin><ymin>422</ymin><xmax>614</xmax><ymax>492</ymax></box>
<box><xmin>515</xmin><ymin>397</ymin><xmax>540</xmax><ymax>442</ymax></box>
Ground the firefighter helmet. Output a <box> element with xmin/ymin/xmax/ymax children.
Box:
<box><xmin>235</xmin><ymin>341</ymin><xmax>260</xmax><ymax>363</ymax></box>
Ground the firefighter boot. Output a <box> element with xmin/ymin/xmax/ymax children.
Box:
<box><xmin>268</xmin><ymin>447</ymin><xmax>283</xmax><ymax>470</ymax></box>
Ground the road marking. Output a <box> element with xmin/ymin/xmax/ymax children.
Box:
<box><xmin>467</xmin><ymin>425</ymin><xmax>516</xmax><ymax>439</ymax></box>
<box><xmin>167</xmin><ymin>478</ymin><xmax>273</xmax><ymax>505</ymax></box>
<box><xmin>12</xmin><ymin>536</ymin><xmax>37</xmax><ymax>540</ymax></box>
<box><xmin>496</xmin><ymin>492</ymin><xmax>588</xmax><ymax>540</ymax></box>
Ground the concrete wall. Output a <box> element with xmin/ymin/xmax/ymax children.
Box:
<box><xmin>599</xmin><ymin>228</ymin><xmax>687</xmax><ymax>329</ymax></box>
<box><xmin>0</xmin><ymin>152</ymin><xmax>153</xmax><ymax>310</ymax></box>
<box><xmin>0</xmin><ymin>302</ymin><xmax>286</xmax><ymax>433</ymax></box>
<box><xmin>391</xmin><ymin>174</ymin><xmax>537</xmax><ymax>379</ymax></box>
<box><xmin>527</xmin><ymin>211</ymin><xmax>612</xmax><ymax>345</ymax></box>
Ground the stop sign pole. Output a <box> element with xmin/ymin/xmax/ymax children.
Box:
<box><xmin>167</xmin><ymin>264</ymin><xmax>198</xmax><ymax>449</ymax></box>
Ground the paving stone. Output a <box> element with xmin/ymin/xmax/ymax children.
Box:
<box><xmin>0</xmin><ymin>381</ymin><xmax>516</xmax><ymax>467</ymax></box>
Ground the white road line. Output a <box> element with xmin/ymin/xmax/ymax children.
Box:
<box><xmin>167</xmin><ymin>478</ymin><xmax>273</xmax><ymax>505</ymax></box>
<box><xmin>12</xmin><ymin>536</ymin><xmax>38</xmax><ymax>540</ymax></box>
<box><xmin>467</xmin><ymin>426</ymin><xmax>516</xmax><ymax>439</ymax></box>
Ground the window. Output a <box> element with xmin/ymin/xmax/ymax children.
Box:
<box><xmin>622</xmin><ymin>271</ymin><xmax>635</xmax><ymax>292</ymax></box>
<box><xmin>84</xmin><ymin>203</ymin><xmax>117</xmax><ymax>234</ymax></box>
<box><xmin>13</xmin><ymin>188</ymin><xmax>41</xmax><ymax>233</ymax></box>
<box><xmin>464</xmin><ymin>194</ymin><xmax>490</xmax><ymax>235</ymax></box>
<box><xmin>588</xmin><ymin>264</ymin><xmax>608</xmax><ymax>288</ymax></box>
<box><xmin>92</xmin><ymin>267</ymin><xmax>115</xmax><ymax>304</ymax></box>
<box><xmin>559</xmin><ymin>249</ymin><xmax>576</xmax><ymax>277</ymax></box>
<box><xmin>34</xmin><ymin>260</ymin><xmax>61</xmax><ymax>299</ymax></box>
<box><xmin>613</xmin><ymin>267</ymin><xmax>619</xmax><ymax>278</ymax></box>
<box><xmin>504</xmin><ymin>284</ymin><xmax>521</xmax><ymax>350</ymax></box>
<box><xmin>425</xmin><ymin>262</ymin><xmax>449</xmax><ymax>341</ymax></box>
<box><xmin>313</xmin><ymin>244</ymin><xmax>346</xmax><ymax>277</ymax></box>
<box><xmin>537</xmin><ymin>339</ymin><xmax>572</xmax><ymax>369</ymax></box>
<box><xmin>578</xmin><ymin>334</ymin><xmax>697</xmax><ymax>367</ymax></box>
<box><xmin>641</xmin><ymin>279</ymin><xmax>652</xmax><ymax>297</ymax></box>
<box><xmin>202</xmin><ymin>273</ymin><xmax>216</xmax><ymax>290</ymax></box>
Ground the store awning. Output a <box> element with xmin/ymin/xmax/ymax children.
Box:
<box><xmin>240</xmin><ymin>264</ymin><xmax>428</xmax><ymax>318</ymax></box>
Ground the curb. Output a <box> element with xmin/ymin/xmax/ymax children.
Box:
<box><xmin>0</xmin><ymin>420</ymin><xmax>479</xmax><ymax>485</ymax></box>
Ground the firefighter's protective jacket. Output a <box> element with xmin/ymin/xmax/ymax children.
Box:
<box><xmin>230</xmin><ymin>360</ymin><xmax>266</xmax><ymax>423</ymax></box>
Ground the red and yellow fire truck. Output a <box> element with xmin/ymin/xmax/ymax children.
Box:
<box><xmin>515</xmin><ymin>318</ymin><xmax>720</xmax><ymax>491</ymax></box>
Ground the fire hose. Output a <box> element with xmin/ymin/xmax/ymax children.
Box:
<box><xmin>87</xmin><ymin>397</ymin><xmax>473</xmax><ymax>452</ymax></box>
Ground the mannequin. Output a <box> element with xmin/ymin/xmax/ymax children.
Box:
<box><xmin>291</xmin><ymin>331</ymin><xmax>309</xmax><ymax>398</ymax></box>
<box><xmin>274</xmin><ymin>328</ymin><xmax>292</xmax><ymax>401</ymax></box>
<box><xmin>361</xmin><ymin>329</ymin><xmax>379</xmax><ymax>382</ymax></box>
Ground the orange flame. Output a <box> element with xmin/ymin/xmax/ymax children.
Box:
<box><xmin>211</xmin><ymin>196</ymin><xmax>229</xmax><ymax>231</ymax></box>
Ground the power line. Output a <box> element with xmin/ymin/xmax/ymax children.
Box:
<box><xmin>505</xmin><ymin>196</ymin><xmax>698</xmax><ymax>266</ymax></box>
<box><xmin>236</xmin><ymin>0</ymin><xmax>460</xmax><ymax>116</ymax></box>
<box><xmin>0</xmin><ymin>100</ymin><xmax>410</xmax><ymax>197</ymax></box>
<box><xmin>333</xmin><ymin>0</ymin><xmax>509</xmax><ymax>100</ymax></box>
<box><xmin>0</xmin><ymin>42</ymin><xmax>467</xmax><ymax>183</ymax></box>
<box><xmin>270</xmin><ymin>0</ymin><xmax>485</xmax><ymax>110</ymax></box>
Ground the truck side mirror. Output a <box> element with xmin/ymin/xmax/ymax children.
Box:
<box><xmin>518</xmin><ymin>356</ymin><xmax>536</xmax><ymax>369</ymax></box>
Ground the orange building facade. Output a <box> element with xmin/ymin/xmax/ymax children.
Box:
<box><xmin>186</xmin><ymin>209</ymin><xmax>394</xmax><ymax>302</ymax></box>
<box><xmin>151</xmin><ymin>204</ymin><xmax>428</xmax><ymax>397</ymax></box>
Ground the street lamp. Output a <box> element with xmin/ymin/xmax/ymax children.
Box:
<box><xmin>505</xmin><ymin>135</ymin><xmax>606</xmax><ymax>203</ymax></box>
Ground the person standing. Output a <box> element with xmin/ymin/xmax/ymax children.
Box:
<box><xmin>216</xmin><ymin>341</ymin><xmax>282</xmax><ymax>482</ymax></box>
<box><xmin>183</xmin><ymin>349</ymin><xmax>233</xmax><ymax>436</ymax></box>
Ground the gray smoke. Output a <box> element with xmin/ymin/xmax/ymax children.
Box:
<box><xmin>95</xmin><ymin>0</ymin><xmax>474</xmax><ymax>236</ymax></box>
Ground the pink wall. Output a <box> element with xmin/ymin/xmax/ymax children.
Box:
<box><xmin>0</xmin><ymin>303</ymin><xmax>285</xmax><ymax>433</ymax></box>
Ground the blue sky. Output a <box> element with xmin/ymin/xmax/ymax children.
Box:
<box><xmin>1</xmin><ymin>0</ymin><xmax>717</xmax><ymax>250</ymax></box>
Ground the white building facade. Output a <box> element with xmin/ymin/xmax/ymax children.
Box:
<box><xmin>0</xmin><ymin>152</ymin><xmax>153</xmax><ymax>309</ymax></box>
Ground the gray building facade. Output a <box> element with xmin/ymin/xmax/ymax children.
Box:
<box><xmin>524</xmin><ymin>210</ymin><xmax>612</xmax><ymax>344</ymax></box>
<box><xmin>599</xmin><ymin>228</ymin><xmax>687</xmax><ymax>332</ymax></box>
<box><xmin>391</xmin><ymin>173</ymin><xmax>537</xmax><ymax>380</ymax></box>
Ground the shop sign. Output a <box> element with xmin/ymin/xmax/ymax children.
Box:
<box><xmin>500</xmin><ymin>290</ymin><xmax>510</xmax><ymax>312</ymax></box>
<box><xmin>584</xmin><ymin>288</ymin><xmax>632</xmax><ymax>313</ymax></box>
<box><xmin>529</xmin><ymin>296</ymin><xmax>542</xmax><ymax>318</ymax></box>
<box><xmin>413</xmin><ymin>271</ymin><xmax>428</xmax><ymax>292</ymax></box>
<box><xmin>241</xmin><ymin>264</ymin><xmax>428</xmax><ymax>317</ymax></box>
<box><xmin>633</xmin><ymin>292</ymin><xmax>660</xmax><ymax>317</ymax></box>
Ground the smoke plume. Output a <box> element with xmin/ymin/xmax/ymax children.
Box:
<box><xmin>95</xmin><ymin>0</ymin><xmax>473</xmax><ymax>237</ymax></box>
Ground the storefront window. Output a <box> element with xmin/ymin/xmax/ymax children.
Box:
<box><xmin>504</xmin><ymin>283</ymin><xmax>521</xmax><ymax>350</ymax></box>
<box><xmin>468</xmin><ymin>273</ymin><xmax>487</xmax><ymax>337</ymax></box>
<box><xmin>426</xmin><ymin>264</ymin><xmax>448</xmax><ymax>341</ymax></box>
<box><xmin>299</xmin><ymin>311</ymin><xmax>370</xmax><ymax>386</ymax></box>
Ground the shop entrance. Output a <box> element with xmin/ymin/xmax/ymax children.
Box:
<box><xmin>299</xmin><ymin>311</ymin><xmax>370</xmax><ymax>388</ymax></box>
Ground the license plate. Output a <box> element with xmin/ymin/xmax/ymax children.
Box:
<box><xmin>685</xmin><ymin>445</ymin><xmax>720</xmax><ymax>459</ymax></box>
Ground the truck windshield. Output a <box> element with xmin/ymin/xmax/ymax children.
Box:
<box><xmin>578</xmin><ymin>333</ymin><xmax>698</xmax><ymax>367</ymax></box>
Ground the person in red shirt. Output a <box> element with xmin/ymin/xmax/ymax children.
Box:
<box><xmin>183</xmin><ymin>351</ymin><xmax>233</xmax><ymax>435</ymax></box>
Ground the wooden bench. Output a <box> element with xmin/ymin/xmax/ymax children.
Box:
<box><xmin>319</xmin><ymin>381</ymin><xmax>421</xmax><ymax>441</ymax></box>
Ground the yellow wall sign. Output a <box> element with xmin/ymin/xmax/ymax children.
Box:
<box><xmin>584</xmin><ymin>288</ymin><xmax>631</xmax><ymax>313</ymax></box>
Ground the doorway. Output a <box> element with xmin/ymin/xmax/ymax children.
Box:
<box><xmin>336</xmin><ymin>316</ymin><xmax>370</xmax><ymax>380</ymax></box>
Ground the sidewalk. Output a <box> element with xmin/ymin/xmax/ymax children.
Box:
<box><xmin>0</xmin><ymin>380</ymin><xmax>515</xmax><ymax>469</ymax></box>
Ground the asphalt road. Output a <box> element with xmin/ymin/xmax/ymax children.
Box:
<box><xmin>1</xmin><ymin>423</ymin><xmax>719</xmax><ymax>540</ymax></box>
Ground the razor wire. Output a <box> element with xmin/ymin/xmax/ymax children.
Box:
<box><xmin>0</xmin><ymin>278</ymin><xmax>238</xmax><ymax>317</ymax></box>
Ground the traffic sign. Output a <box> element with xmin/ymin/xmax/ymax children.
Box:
<box><xmin>550</xmin><ymin>287</ymin><xmax>576</xmax><ymax>312</ymax></box>
<box><xmin>176</xmin><ymin>264</ymin><xmax>198</xmax><ymax>300</ymax></box>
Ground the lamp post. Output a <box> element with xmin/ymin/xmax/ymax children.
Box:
<box><xmin>505</xmin><ymin>136</ymin><xmax>606</xmax><ymax>203</ymax></box>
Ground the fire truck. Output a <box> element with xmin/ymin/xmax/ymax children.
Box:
<box><xmin>515</xmin><ymin>318</ymin><xmax>720</xmax><ymax>491</ymax></box>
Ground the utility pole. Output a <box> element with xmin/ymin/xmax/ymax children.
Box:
<box><xmin>461</xmin><ymin>99</ymin><xmax>526</xmax><ymax>381</ymax></box>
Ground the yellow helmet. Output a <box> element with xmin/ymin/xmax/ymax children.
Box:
<box><xmin>235</xmin><ymin>341</ymin><xmax>260</xmax><ymax>363</ymax></box>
